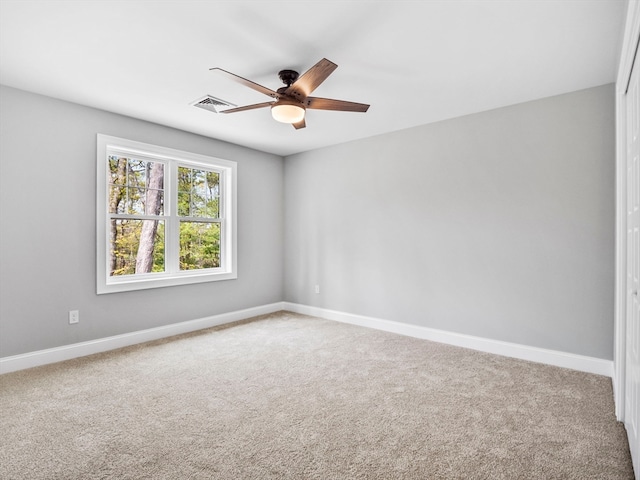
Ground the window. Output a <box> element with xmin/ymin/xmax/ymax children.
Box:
<box><xmin>97</xmin><ymin>135</ymin><xmax>237</xmax><ymax>294</ymax></box>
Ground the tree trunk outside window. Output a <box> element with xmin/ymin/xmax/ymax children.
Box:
<box><xmin>135</xmin><ymin>162</ymin><xmax>164</xmax><ymax>273</ymax></box>
<box><xmin>109</xmin><ymin>158</ymin><xmax>127</xmax><ymax>275</ymax></box>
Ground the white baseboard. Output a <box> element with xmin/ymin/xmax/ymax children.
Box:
<box><xmin>283</xmin><ymin>302</ymin><xmax>614</xmax><ymax>378</ymax></box>
<box><xmin>1</xmin><ymin>301</ymin><xmax>613</xmax><ymax>379</ymax></box>
<box><xmin>0</xmin><ymin>302</ymin><xmax>285</xmax><ymax>374</ymax></box>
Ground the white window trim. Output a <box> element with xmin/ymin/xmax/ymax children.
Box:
<box><xmin>96</xmin><ymin>134</ymin><xmax>237</xmax><ymax>294</ymax></box>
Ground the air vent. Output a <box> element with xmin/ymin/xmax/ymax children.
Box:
<box><xmin>191</xmin><ymin>95</ymin><xmax>236</xmax><ymax>113</ymax></box>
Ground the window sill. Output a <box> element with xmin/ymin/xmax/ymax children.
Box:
<box><xmin>97</xmin><ymin>270</ymin><xmax>237</xmax><ymax>294</ymax></box>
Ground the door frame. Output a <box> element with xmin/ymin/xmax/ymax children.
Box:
<box><xmin>615</xmin><ymin>0</ymin><xmax>640</xmax><ymax>421</ymax></box>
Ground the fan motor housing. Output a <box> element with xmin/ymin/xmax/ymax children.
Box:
<box><xmin>278</xmin><ymin>69</ymin><xmax>299</xmax><ymax>86</ymax></box>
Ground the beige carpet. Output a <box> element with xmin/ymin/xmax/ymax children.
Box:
<box><xmin>0</xmin><ymin>311</ymin><xmax>634</xmax><ymax>479</ymax></box>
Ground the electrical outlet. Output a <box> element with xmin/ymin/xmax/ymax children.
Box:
<box><xmin>315</xmin><ymin>285</ymin><xmax>320</xmax><ymax>294</ymax></box>
<box><xmin>69</xmin><ymin>310</ymin><xmax>79</xmax><ymax>324</ymax></box>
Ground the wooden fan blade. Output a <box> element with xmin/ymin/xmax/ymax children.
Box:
<box><xmin>292</xmin><ymin>118</ymin><xmax>306</xmax><ymax>130</ymax></box>
<box><xmin>285</xmin><ymin>58</ymin><xmax>337</xmax><ymax>100</ymax></box>
<box><xmin>305</xmin><ymin>97</ymin><xmax>370</xmax><ymax>112</ymax></box>
<box><xmin>210</xmin><ymin>67</ymin><xmax>278</xmax><ymax>98</ymax></box>
<box><xmin>221</xmin><ymin>102</ymin><xmax>274</xmax><ymax>114</ymax></box>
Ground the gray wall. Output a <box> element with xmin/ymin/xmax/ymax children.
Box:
<box><xmin>284</xmin><ymin>84</ymin><xmax>615</xmax><ymax>360</ymax></box>
<box><xmin>0</xmin><ymin>86</ymin><xmax>284</xmax><ymax>357</ymax></box>
<box><xmin>0</xmin><ymin>84</ymin><xmax>616</xmax><ymax>361</ymax></box>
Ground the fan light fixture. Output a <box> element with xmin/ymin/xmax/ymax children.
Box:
<box><xmin>271</xmin><ymin>101</ymin><xmax>305</xmax><ymax>124</ymax></box>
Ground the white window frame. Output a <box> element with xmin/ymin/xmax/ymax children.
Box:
<box><xmin>97</xmin><ymin>134</ymin><xmax>237</xmax><ymax>294</ymax></box>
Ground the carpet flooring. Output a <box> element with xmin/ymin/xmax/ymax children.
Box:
<box><xmin>0</xmin><ymin>311</ymin><xmax>634</xmax><ymax>479</ymax></box>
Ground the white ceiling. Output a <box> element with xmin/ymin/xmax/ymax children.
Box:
<box><xmin>0</xmin><ymin>0</ymin><xmax>627</xmax><ymax>157</ymax></box>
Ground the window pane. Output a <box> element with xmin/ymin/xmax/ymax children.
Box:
<box><xmin>191</xmin><ymin>186</ymin><xmax>207</xmax><ymax>217</ymax></box>
<box><xmin>193</xmin><ymin>169</ymin><xmax>206</xmax><ymax>194</ymax></box>
<box><xmin>177</xmin><ymin>166</ymin><xmax>219</xmax><ymax>218</ymax></box>
<box><xmin>108</xmin><ymin>158</ymin><xmax>164</xmax><ymax>216</ymax></box>
<box><xmin>206</xmin><ymin>171</ymin><xmax>220</xmax><ymax>195</ymax></box>
<box><xmin>178</xmin><ymin>192</ymin><xmax>191</xmax><ymax>217</ymax></box>
<box><xmin>178</xmin><ymin>166</ymin><xmax>191</xmax><ymax>191</ymax></box>
<box><xmin>205</xmin><ymin>197</ymin><xmax>219</xmax><ymax>218</ymax></box>
<box><xmin>144</xmin><ymin>188</ymin><xmax>164</xmax><ymax>215</ymax></box>
<box><xmin>109</xmin><ymin>185</ymin><xmax>126</xmax><ymax>214</ymax></box>
<box><xmin>144</xmin><ymin>163</ymin><xmax>164</xmax><ymax>215</ymax></box>
<box><xmin>190</xmin><ymin>169</ymin><xmax>207</xmax><ymax>217</ymax></box>
<box><xmin>128</xmin><ymin>159</ymin><xmax>147</xmax><ymax>188</ymax></box>
<box><xmin>128</xmin><ymin>187</ymin><xmax>145</xmax><ymax>214</ymax></box>
<box><xmin>110</xmin><ymin>219</ymin><xmax>165</xmax><ymax>276</ymax></box>
<box><xmin>179</xmin><ymin>221</ymin><xmax>220</xmax><ymax>270</ymax></box>
<box><xmin>109</xmin><ymin>156</ymin><xmax>126</xmax><ymax>186</ymax></box>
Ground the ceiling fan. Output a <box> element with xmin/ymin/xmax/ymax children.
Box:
<box><xmin>210</xmin><ymin>58</ymin><xmax>369</xmax><ymax>130</ymax></box>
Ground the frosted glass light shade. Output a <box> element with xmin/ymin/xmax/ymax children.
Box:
<box><xmin>271</xmin><ymin>103</ymin><xmax>305</xmax><ymax>124</ymax></box>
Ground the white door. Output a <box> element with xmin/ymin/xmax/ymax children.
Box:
<box><xmin>625</xmin><ymin>46</ymin><xmax>640</xmax><ymax>476</ymax></box>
